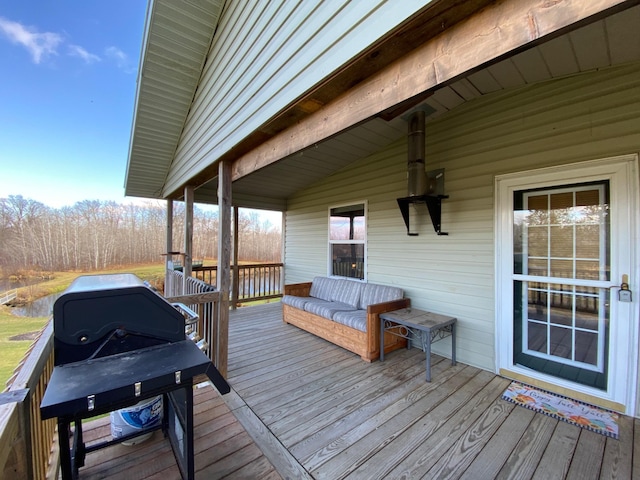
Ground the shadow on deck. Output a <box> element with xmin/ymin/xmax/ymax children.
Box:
<box><xmin>80</xmin><ymin>302</ymin><xmax>639</xmax><ymax>479</ymax></box>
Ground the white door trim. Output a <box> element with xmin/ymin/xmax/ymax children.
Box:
<box><xmin>495</xmin><ymin>154</ymin><xmax>639</xmax><ymax>415</ymax></box>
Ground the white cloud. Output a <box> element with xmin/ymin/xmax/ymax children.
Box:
<box><xmin>105</xmin><ymin>46</ymin><xmax>134</xmax><ymax>72</ymax></box>
<box><xmin>68</xmin><ymin>44</ymin><xmax>100</xmax><ymax>64</ymax></box>
<box><xmin>0</xmin><ymin>16</ymin><xmax>62</xmax><ymax>63</ymax></box>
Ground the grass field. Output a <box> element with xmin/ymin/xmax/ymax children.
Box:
<box><xmin>1</xmin><ymin>264</ymin><xmax>166</xmax><ymax>390</ymax></box>
<box><xmin>0</xmin><ymin>310</ymin><xmax>49</xmax><ymax>389</ymax></box>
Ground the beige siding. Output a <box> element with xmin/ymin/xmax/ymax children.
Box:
<box><xmin>284</xmin><ymin>63</ymin><xmax>640</xmax><ymax>371</ymax></box>
<box><xmin>163</xmin><ymin>0</ymin><xmax>432</xmax><ymax>195</ymax></box>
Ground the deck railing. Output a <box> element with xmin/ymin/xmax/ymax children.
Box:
<box><xmin>0</xmin><ymin>288</ymin><xmax>18</xmax><ymax>305</ymax></box>
<box><xmin>165</xmin><ymin>269</ymin><xmax>221</xmax><ymax>366</ymax></box>
<box><xmin>190</xmin><ymin>263</ymin><xmax>284</xmax><ymax>304</ymax></box>
<box><xmin>1</xmin><ymin>321</ymin><xmax>57</xmax><ymax>480</ymax></box>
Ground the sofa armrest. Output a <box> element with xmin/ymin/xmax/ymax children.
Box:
<box><xmin>284</xmin><ymin>282</ymin><xmax>312</xmax><ymax>297</ymax></box>
<box><xmin>365</xmin><ymin>297</ymin><xmax>410</xmax><ymax>359</ymax></box>
<box><xmin>366</xmin><ymin>297</ymin><xmax>411</xmax><ymax>316</ymax></box>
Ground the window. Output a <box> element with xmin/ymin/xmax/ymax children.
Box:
<box><xmin>329</xmin><ymin>203</ymin><xmax>366</xmax><ymax>279</ymax></box>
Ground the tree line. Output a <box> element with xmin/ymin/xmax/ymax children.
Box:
<box><xmin>0</xmin><ymin>195</ymin><xmax>282</xmax><ymax>275</ymax></box>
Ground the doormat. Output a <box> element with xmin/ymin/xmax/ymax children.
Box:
<box><xmin>501</xmin><ymin>381</ymin><xmax>619</xmax><ymax>439</ymax></box>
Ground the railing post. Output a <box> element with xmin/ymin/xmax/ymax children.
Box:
<box><xmin>0</xmin><ymin>389</ymin><xmax>31</xmax><ymax>479</ymax></box>
<box><xmin>232</xmin><ymin>207</ymin><xmax>239</xmax><ymax>309</ymax></box>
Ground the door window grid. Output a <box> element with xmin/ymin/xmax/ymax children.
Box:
<box><xmin>520</xmin><ymin>185</ymin><xmax>608</xmax><ymax>372</ymax></box>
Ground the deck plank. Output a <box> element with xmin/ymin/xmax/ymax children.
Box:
<box><xmin>459</xmin><ymin>404</ymin><xmax>536</xmax><ymax>480</ymax></box>
<box><xmin>315</xmin><ymin>369</ymin><xmax>495</xmax><ymax>479</ymax></box>
<box><xmin>424</xmin><ymin>397</ymin><xmax>516</xmax><ymax>479</ymax></box>
<box><xmin>565</xmin><ymin>429</ymin><xmax>606</xmax><ymax>480</ymax></box>
<box><xmin>371</xmin><ymin>376</ymin><xmax>511</xmax><ymax>480</ymax></box>
<box><xmin>496</xmin><ymin>413</ymin><xmax>558</xmax><ymax>479</ymax></box>
<box><xmin>290</xmin><ymin>356</ymin><xmax>453</xmax><ymax>462</ymax></box>
<box><xmin>600</xmin><ymin>413</ymin><xmax>634</xmax><ymax>479</ymax></box>
<box><xmin>530</xmin><ymin>421</ymin><xmax>581</xmax><ymax>480</ymax></box>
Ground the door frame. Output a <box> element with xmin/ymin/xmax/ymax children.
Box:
<box><xmin>495</xmin><ymin>154</ymin><xmax>639</xmax><ymax>415</ymax></box>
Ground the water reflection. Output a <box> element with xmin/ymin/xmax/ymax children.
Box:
<box><xmin>0</xmin><ymin>277</ymin><xmax>46</xmax><ymax>291</ymax></box>
<box><xmin>11</xmin><ymin>293</ymin><xmax>61</xmax><ymax>318</ymax></box>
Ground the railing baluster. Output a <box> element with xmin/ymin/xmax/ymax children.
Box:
<box><xmin>179</xmin><ymin>262</ymin><xmax>283</xmax><ymax>305</ymax></box>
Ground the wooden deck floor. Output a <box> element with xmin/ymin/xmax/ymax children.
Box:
<box><xmin>80</xmin><ymin>302</ymin><xmax>640</xmax><ymax>479</ymax></box>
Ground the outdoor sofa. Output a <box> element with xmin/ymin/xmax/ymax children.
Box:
<box><xmin>281</xmin><ymin>276</ymin><xmax>409</xmax><ymax>361</ymax></box>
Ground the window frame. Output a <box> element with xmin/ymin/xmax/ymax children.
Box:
<box><xmin>327</xmin><ymin>201</ymin><xmax>367</xmax><ymax>280</ymax></box>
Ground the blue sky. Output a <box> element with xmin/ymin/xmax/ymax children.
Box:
<box><xmin>0</xmin><ymin>1</ymin><xmax>148</xmax><ymax>208</ymax></box>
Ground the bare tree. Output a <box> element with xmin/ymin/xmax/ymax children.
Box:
<box><xmin>0</xmin><ymin>197</ymin><xmax>282</xmax><ymax>275</ymax></box>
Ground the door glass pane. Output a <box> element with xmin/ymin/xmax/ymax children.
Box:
<box><xmin>518</xmin><ymin>280</ymin><xmax>609</xmax><ymax>373</ymax></box>
<box><xmin>513</xmin><ymin>182</ymin><xmax>610</xmax><ymax>389</ymax></box>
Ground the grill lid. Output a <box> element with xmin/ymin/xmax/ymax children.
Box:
<box><xmin>53</xmin><ymin>274</ymin><xmax>186</xmax><ymax>364</ymax></box>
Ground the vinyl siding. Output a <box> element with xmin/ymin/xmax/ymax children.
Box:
<box><xmin>163</xmin><ymin>0</ymin><xmax>432</xmax><ymax>195</ymax></box>
<box><xmin>284</xmin><ymin>62</ymin><xmax>640</xmax><ymax>372</ymax></box>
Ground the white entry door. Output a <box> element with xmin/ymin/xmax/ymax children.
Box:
<box><xmin>496</xmin><ymin>155</ymin><xmax>639</xmax><ymax>414</ymax></box>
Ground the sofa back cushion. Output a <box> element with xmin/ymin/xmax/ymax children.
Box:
<box><xmin>360</xmin><ymin>283</ymin><xmax>403</xmax><ymax>309</ymax></box>
<box><xmin>309</xmin><ymin>276</ymin><xmax>337</xmax><ymax>301</ymax></box>
<box><xmin>330</xmin><ymin>279</ymin><xmax>363</xmax><ymax>308</ymax></box>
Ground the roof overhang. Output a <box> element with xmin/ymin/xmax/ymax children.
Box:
<box><xmin>124</xmin><ymin>0</ymin><xmax>224</xmax><ymax>199</ymax></box>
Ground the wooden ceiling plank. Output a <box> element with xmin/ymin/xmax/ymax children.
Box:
<box><xmin>430</xmin><ymin>87</ymin><xmax>466</xmax><ymax>110</ymax></box>
<box><xmin>606</xmin><ymin>6</ymin><xmax>640</xmax><ymax>64</ymax></box>
<box><xmin>449</xmin><ymin>78</ymin><xmax>482</xmax><ymax>101</ymax></box>
<box><xmin>569</xmin><ymin>21</ymin><xmax>611</xmax><ymax>71</ymax></box>
<box><xmin>537</xmin><ymin>34</ymin><xmax>581</xmax><ymax>78</ymax></box>
<box><xmin>486</xmin><ymin>59</ymin><xmax>526</xmax><ymax>90</ymax></box>
<box><xmin>511</xmin><ymin>47</ymin><xmax>552</xmax><ymax>84</ymax></box>
<box><xmin>465</xmin><ymin>69</ymin><xmax>503</xmax><ymax>95</ymax></box>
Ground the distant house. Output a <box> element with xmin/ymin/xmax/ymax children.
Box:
<box><xmin>125</xmin><ymin>1</ymin><xmax>640</xmax><ymax>416</ymax></box>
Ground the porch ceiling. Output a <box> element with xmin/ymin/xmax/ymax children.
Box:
<box><xmin>193</xmin><ymin>4</ymin><xmax>640</xmax><ymax>211</ymax></box>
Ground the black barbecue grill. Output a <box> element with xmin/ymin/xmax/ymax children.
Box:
<box><xmin>40</xmin><ymin>273</ymin><xmax>230</xmax><ymax>480</ymax></box>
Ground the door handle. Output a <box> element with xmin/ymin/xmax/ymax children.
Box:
<box><xmin>618</xmin><ymin>274</ymin><xmax>632</xmax><ymax>302</ymax></box>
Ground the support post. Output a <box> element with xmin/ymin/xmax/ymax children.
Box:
<box><xmin>165</xmin><ymin>199</ymin><xmax>173</xmax><ymax>296</ymax></box>
<box><xmin>232</xmin><ymin>207</ymin><xmax>239</xmax><ymax>309</ymax></box>
<box><xmin>183</xmin><ymin>186</ymin><xmax>194</xmax><ymax>293</ymax></box>
<box><xmin>217</xmin><ymin>161</ymin><xmax>231</xmax><ymax>377</ymax></box>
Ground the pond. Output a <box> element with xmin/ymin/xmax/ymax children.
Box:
<box><xmin>11</xmin><ymin>293</ymin><xmax>62</xmax><ymax>318</ymax></box>
<box><xmin>0</xmin><ymin>277</ymin><xmax>44</xmax><ymax>292</ymax></box>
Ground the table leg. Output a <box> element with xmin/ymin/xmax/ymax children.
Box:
<box><xmin>451</xmin><ymin>323</ymin><xmax>457</xmax><ymax>366</ymax></box>
<box><xmin>422</xmin><ymin>330</ymin><xmax>432</xmax><ymax>382</ymax></box>
<box><xmin>379</xmin><ymin>317</ymin><xmax>385</xmax><ymax>361</ymax></box>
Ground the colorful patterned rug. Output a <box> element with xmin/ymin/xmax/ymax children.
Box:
<box><xmin>501</xmin><ymin>381</ymin><xmax>619</xmax><ymax>439</ymax></box>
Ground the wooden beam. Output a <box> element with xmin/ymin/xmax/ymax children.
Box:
<box><xmin>216</xmin><ymin>161</ymin><xmax>231</xmax><ymax>377</ymax></box>
<box><xmin>232</xmin><ymin>0</ymin><xmax>632</xmax><ymax>180</ymax></box>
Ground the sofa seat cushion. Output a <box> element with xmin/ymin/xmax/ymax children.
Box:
<box><xmin>309</xmin><ymin>276</ymin><xmax>338</xmax><ymax>301</ymax></box>
<box><xmin>281</xmin><ymin>295</ymin><xmax>310</xmax><ymax>309</ymax></box>
<box><xmin>332</xmin><ymin>310</ymin><xmax>367</xmax><ymax>332</ymax></box>
<box><xmin>360</xmin><ymin>283</ymin><xmax>404</xmax><ymax>309</ymax></box>
<box><xmin>303</xmin><ymin>299</ymin><xmax>357</xmax><ymax>319</ymax></box>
